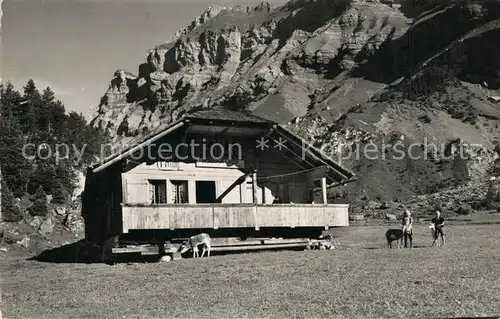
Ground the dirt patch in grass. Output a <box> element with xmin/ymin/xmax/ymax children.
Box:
<box><xmin>1</xmin><ymin>224</ymin><xmax>499</xmax><ymax>318</ymax></box>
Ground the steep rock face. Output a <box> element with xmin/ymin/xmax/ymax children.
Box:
<box><xmin>91</xmin><ymin>0</ymin><xmax>409</xmax><ymax>141</ymax></box>
<box><xmin>90</xmin><ymin>0</ymin><xmax>500</xmax><ymax>201</ymax></box>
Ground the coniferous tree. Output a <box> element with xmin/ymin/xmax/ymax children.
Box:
<box><xmin>27</xmin><ymin>161</ymin><xmax>57</xmax><ymax>195</ymax></box>
<box><xmin>52</xmin><ymin>181</ymin><xmax>70</xmax><ymax>204</ymax></box>
<box><xmin>0</xmin><ymin>82</ymin><xmax>22</xmax><ymax>120</ymax></box>
<box><xmin>50</xmin><ymin>100</ymin><xmax>67</xmax><ymax>137</ymax></box>
<box><xmin>23</xmin><ymin>79</ymin><xmax>37</xmax><ymax>96</ymax></box>
<box><xmin>1</xmin><ymin>180</ymin><xmax>23</xmax><ymax>222</ymax></box>
<box><xmin>30</xmin><ymin>185</ymin><xmax>48</xmax><ymax>216</ymax></box>
<box><xmin>38</xmin><ymin>87</ymin><xmax>56</xmax><ymax>133</ymax></box>
<box><xmin>0</xmin><ymin>116</ymin><xmax>32</xmax><ymax>197</ymax></box>
<box><xmin>0</xmin><ymin>79</ymin><xmax>110</xmax><ymax>211</ymax></box>
<box><xmin>19</xmin><ymin>79</ymin><xmax>41</xmax><ymax>134</ymax></box>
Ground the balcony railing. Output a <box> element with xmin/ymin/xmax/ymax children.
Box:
<box><xmin>121</xmin><ymin>203</ymin><xmax>349</xmax><ymax>233</ymax></box>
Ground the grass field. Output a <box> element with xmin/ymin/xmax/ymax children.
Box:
<box><xmin>1</xmin><ymin>224</ymin><xmax>499</xmax><ymax>318</ymax></box>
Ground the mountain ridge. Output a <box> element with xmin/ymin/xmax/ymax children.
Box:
<box><xmin>90</xmin><ymin>0</ymin><xmax>500</xmax><ymax>202</ymax></box>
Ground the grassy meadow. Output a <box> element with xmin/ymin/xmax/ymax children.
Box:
<box><xmin>1</xmin><ymin>224</ymin><xmax>499</xmax><ymax>318</ymax></box>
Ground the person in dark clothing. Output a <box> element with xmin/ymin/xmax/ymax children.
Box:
<box><xmin>431</xmin><ymin>210</ymin><xmax>445</xmax><ymax>247</ymax></box>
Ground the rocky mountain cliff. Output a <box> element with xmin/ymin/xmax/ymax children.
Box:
<box><xmin>90</xmin><ymin>0</ymin><xmax>500</xmax><ymax>203</ymax></box>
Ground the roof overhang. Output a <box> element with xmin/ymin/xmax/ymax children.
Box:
<box><xmin>90</xmin><ymin>110</ymin><xmax>356</xmax><ymax>184</ymax></box>
<box><xmin>267</xmin><ymin>125</ymin><xmax>356</xmax><ymax>181</ymax></box>
<box><xmin>91</xmin><ymin>117</ymin><xmax>275</xmax><ymax>174</ymax></box>
<box><xmin>186</xmin><ymin>123</ymin><xmax>271</xmax><ymax>136</ymax></box>
<box><xmin>92</xmin><ymin>118</ymin><xmax>187</xmax><ymax>173</ymax></box>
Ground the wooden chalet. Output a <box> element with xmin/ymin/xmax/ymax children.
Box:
<box><xmin>82</xmin><ymin>108</ymin><xmax>356</xmax><ymax>246</ymax></box>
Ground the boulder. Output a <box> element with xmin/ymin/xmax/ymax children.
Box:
<box><xmin>365</xmin><ymin>201</ymin><xmax>379</xmax><ymax>209</ymax></box>
<box><xmin>349</xmin><ymin>214</ymin><xmax>365</xmax><ymax>221</ymax></box>
<box><xmin>54</xmin><ymin>207</ymin><xmax>67</xmax><ymax>216</ymax></box>
<box><xmin>3</xmin><ymin>229</ymin><xmax>22</xmax><ymax>244</ymax></box>
<box><xmin>159</xmin><ymin>255</ymin><xmax>172</xmax><ymax>262</ymax></box>
<box><xmin>378</xmin><ymin>202</ymin><xmax>389</xmax><ymax>209</ymax></box>
<box><xmin>30</xmin><ymin>216</ymin><xmax>44</xmax><ymax>228</ymax></box>
<box><xmin>39</xmin><ymin>218</ymin><xmax>54</xmax><ymax>236</ymax></box>
<box><xmin>68</xmin><ymin>219</ymin><xmax>85</xmax><ymax>234</ymax></box>
<box><xmin>385</xmin><ymin>214</ymin><xmax>397</xmax><ymax>221</ymax></box>
<box><xmin>456</xmin><ymin>205</ymin><xmax>472</xmax><ymax>215</ymax></box>
<box><xmin>16</xmin><ymin>237</ymin><xmax>30</xmax><ymax>248</ymax></box>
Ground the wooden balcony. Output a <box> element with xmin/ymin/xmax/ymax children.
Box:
<box><xmin>121</xmin><ymin>203</ymin><xmax>349</xmax><ymax>233</ymax></box>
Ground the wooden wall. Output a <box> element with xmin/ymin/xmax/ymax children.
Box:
<box><xmin>0</xmin><ymin>167</ymin><xmax>2</xmax><ymax>222</ymax></box>
<box><xmin>82</xmin><ymin>164</ymin><xmax>123</xmax><ymax>243</ymax></box>
<box><xmin>124</xmin><ymin>161</ymin><xmax>247</xmax><ymax>204</ymax></box>
<box><xmin>256</xmin><ymin>150</ymin><xmax>310</xmax><ymax>204</ymax></box>
<box><xmin>122</xmin><ymin>134</ymin><xmax>316</xmax><ymax>205</ymax></box>
<box><xmin>121</xmin><ymin>204</ymin><xmax>349</xmax><ymax>233</ymax></box>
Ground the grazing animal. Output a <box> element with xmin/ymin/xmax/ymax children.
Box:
<box><xmin>179</xmin><ymin>233</ymin><xmax>211</xmax><ymax>258</ymax></box>
<box><xmin>306</xmin><ymin>239</ymin><xmax>334</xmax><ymax>250</ymax></box>
<box><xmin>385</xmin><ymin>229</ymin><xmax>404</xmax><ymax>249</ymax></box>
<box><xmin>319</xmin><ymin>241</ymin><xmax>334</xmax><ymax>250</ymax></box>
<box><xmin>429</xmin><ymin>223</ymin><xmax>435</xmax><ymax>232</ymax></box>
<box><xmin>318</xmin><ymin>234</ymin><xmax>333</xmax><ymax>240</ymax></box>
<box><xmin>307</xmin><ymin>234</ymin><xmax>335</xmax><ymax>250</ymax></box>
<box><xmin>428</xmin><ymin>223</ymin><xmax>437</xmax><ymax>246</ymax></box>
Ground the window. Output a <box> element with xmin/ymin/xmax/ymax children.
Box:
<box><xmin>171</xmin><ymin>180</ymin><xmax>188</xmax><ymax>203</ymax></box>
<box><xmin>149</xmin><ymin>180</ymin><xmax>167</xmax><ymax>204</ymax></box>
<box><xmin>196</xmin><ymin>181</ymin><xmax>216</xmax><ymax>203</ymax></box>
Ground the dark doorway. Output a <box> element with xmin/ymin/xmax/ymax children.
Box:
<box><xmin>196</xmin><ymin>181</ymin><xmax>216</xmax><ymax>203</ymax></box>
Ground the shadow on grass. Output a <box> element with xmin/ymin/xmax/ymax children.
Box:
<box><xmin>208</xmin><ymin>246</ymin><xmax>307</xmax><ymax>257</ymax></box>
<box><xmin>411</xmin><ymin>245</ymin><xmax>430</xmax><ymax>249</ymax></box>
<box><xmin>362</xmin><ymin>245</ymin><xmax>430</xmax><ymax>250</ymax></box>
<box><xmin>28</xmin><ymin>240</ymin><xmax>311</xmax><ymax>264</ymax></box>
<box><xmin>27</xmin><ymin>240</ymin><xmax>104</xmax><ymax>264</ymax></box>
<box><xmin>28</xmin><ymin>241</ymin><xmax>163</xmax><ymax>265</ymax></box>
<box><xmin>112</xmin><ymin>248</ymin><xmax>311</xmax><ymax>265</ymax></box>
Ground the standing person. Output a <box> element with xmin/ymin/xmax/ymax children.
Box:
<box><xmin>431</xmin><ymin>210</ymin><xmax>445</xmax><ymax>246</ymax></box>
<box><xmin>401</xmin><ymin>209</ymin><xmax>413</xmax><ymax>248</ymax></box>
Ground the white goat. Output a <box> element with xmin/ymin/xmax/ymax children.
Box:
<box><xmin>179</xmin><ymin>233</ymin><xmax>211</xmax><ymax>258</ymax></box>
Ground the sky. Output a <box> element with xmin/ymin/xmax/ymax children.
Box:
<box><xmin>1</xmin><ymin>0</ymin><xmax>286</xmax><ymax>119</ymax></box>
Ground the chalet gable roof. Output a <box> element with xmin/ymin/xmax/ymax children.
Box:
<box><xmin>185</xmin><ymin>108</ymin><xmax>274</xmax><ymax>124</ymax></box>
<box><xmin>91</xmin><ymin>109</ymin><xmax>355</xmax><ymax>183</ymax></box>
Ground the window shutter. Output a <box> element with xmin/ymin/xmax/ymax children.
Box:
<box><xmin>149</xmin><ymin>182</ymin><xmax>155</xmax><ymax>204</ymax></box>
<box><xmin>125</xmin><ymin>179</ymin><xmax>150</xmax><ymax>204</ymax></box>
